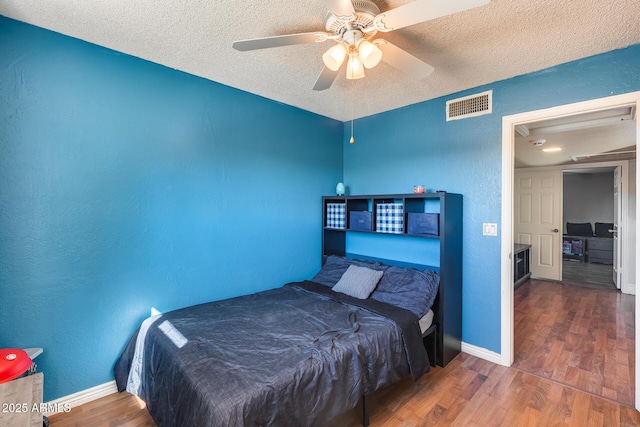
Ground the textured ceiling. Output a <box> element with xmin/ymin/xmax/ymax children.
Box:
<box><xmin>1</xmin><ymin>0</ymin><xmax>640</xmax><ymax>121</ymax></box>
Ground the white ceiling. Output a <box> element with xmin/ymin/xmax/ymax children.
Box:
<box><xmin>1</xmin><ymin>0</ymin><xmax>640</xmax><ymax>122</ymax></box>
<box><xmin>514</xmin><ymin>106</ymin><xmax>637</xmax><ymax>168</ymax></box>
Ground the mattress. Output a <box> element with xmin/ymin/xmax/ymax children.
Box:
<box><xmin>114</xmin><ymin>281</ymin><xmax>430</xmax><ymax>426</ymax></box>
<box><xmin>419</xmin><ymin>309</ymin><xmax>434</xmax><ymax>334</ymax></box>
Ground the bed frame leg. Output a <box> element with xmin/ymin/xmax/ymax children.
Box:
<box><xmin>362</xmin><ymin>394</ymin><xmax>369</xmax><ymax>427</ymax></box>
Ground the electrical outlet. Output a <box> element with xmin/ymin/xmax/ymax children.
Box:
<box><xmin>483</xmin><ymin>223</ymin><xmax>498</xmax><ymax>236</ymax></box>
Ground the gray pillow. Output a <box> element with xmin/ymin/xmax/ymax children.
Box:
<box><xmin>332</xmin><ymin>265</ymin><xmax>384</xmax><ymax>299</ymax></box>
<box><xmin>311</xmin><ymin>255</ymin><xmax>388</xmax><ymax>287</ymax></box>
<box><xmin>566</xmin><ymin>222</ymin><xmax>593</xmax><ymax>236</ymax></box>
<box><xmin>594</xmin><ymin>222</ymin><xmax>613</xmax><ymax>238</ymax></box>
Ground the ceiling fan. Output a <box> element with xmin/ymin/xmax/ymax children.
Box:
<box><xmin>233</xmin><ymin>0</ymin><xmax>490</xmax><ymax>90</ymax></box>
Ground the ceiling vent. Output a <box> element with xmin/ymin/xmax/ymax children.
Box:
<box><xmin>446</xmin><ymin>90</ymin><xmax>492</xmax><ymax>121</ymax></box>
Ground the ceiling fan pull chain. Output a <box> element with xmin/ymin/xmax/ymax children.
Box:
<box><xmin>350</xmin><ymin>78</ymin><xmax>355</xmax><ymax>144</ymax></box>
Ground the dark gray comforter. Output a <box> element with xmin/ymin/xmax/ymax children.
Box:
<box><xmin>114</xmin><ymin>281</ymin><xmax>429</xmax><ymax>426</ymax></box>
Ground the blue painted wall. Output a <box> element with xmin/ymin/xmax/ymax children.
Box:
<box><xmin>2</xmin><ymin>12</ymin><xmax>639</xmax><ymax>403</ymax></box>
<box><xmin>0</xmin><ymin>17</ymin><xmax>342</xmax><ymax>401</ymax></box>
<box><xmin>343</xmin><ymin>44</ymin><xmax>640</xmax><ymax>353</ymax></box>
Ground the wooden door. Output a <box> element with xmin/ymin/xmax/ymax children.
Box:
<box><xmin>515</xmin><ymin>169</ymin><xmax>563</xmax><ymax>281</ymax></box>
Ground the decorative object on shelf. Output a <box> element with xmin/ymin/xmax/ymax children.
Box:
<box><xmin>326</xmin><ymin>203</ymin><xmax>346</xmax><ymax>229</ymax></box>
<box><xmin>350</xmin><ymin>211</ymin><xmax>372</xmax><ymax>231</ymax></box>
<box><xmin>407</xmin><ymin>213</ymin><xmax>439</xmax><ymax>236</ymax></box>
<box><xmin>413</xmin><ymin>185</ymin><xmax>425</xmax><ymax>194</ymax></box>
<box><xmin>336</xmin><ymin>182</ymin><xmax>346</xmax><ymax>196</ymax></box>
<box><xmin>376</xmin><ymin>203</ymin><xmax>404</xmax><ymax>234</ymax></box>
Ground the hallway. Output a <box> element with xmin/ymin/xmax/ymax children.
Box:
<box><xmin>513</xmin><ymin>279</ymin><xmax>635</xmax><ymax>406</ymax></box>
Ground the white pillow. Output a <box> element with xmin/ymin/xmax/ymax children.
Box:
<box><xmin>332</xmin><ymin>265</ymin><xmax>384</xmax><ymax>299</ymax></box>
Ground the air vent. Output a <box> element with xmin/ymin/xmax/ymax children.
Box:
<box><xmin>446</xmin><ymin>90</ymin><xmax>492</xmax><ymax>121</ymax></box>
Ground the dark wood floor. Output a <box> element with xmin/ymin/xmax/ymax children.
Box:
<box><xmin>513</xmin><ymin>278</ymin><xmax>635</xmax><ymax>407</ymax></box>
<box><xmin>562</xmin><ymin>258</ymin><xmax>615</xmax><ymax>290</ymax></box>
<box><xmin>49</xmin><ymin>278</ymin><xmax>637</xmax><ymax>426</ymax></box>
<box><xmin>48</xmin><ymin>355</ymin><xmax>640</xmax><ymax>427</ymax></box>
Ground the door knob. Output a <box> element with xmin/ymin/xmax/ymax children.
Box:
<box><xmin>551</xmin><ymin>228</ymin><xmax>559</xmax><ymax>233</ymax></box>
<box><xmin>608</xmin><ymin>229</ymin><xmax>618</xmax><ymax>234</ymax></box>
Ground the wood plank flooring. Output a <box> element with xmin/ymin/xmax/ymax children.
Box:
<box><xmin>48</xmin><ymin>353</ymin><xmax>640</xmax><ymax>427</ymax></box>
<box><xmin>562</xmin><ymin>259</ymin><xmax>615</xmax><ymax>290</ymax></box>
<box><xmin>49</xmin><ymin>278</ymin><xmax>638</xmax><ymax>426</ymax></box>
<box><xmin>48</xmin><ymin>389</ymin><xmax>155</xmax><ymax>427</ymax></box>
<box><xmin>513</xmin><ymin>278</ymin><xmax>635</xmax><ymax>407</ymax></box>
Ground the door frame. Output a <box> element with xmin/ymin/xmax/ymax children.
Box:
<box><xmin>514</xmin><ymin>162</ymin><xmax>629</xmax><ymax>284</ymax></box>
<box><xmin>500</xmin><ymin>91</ymin><xmax>640</xmax><ymax>410</ymax></box>
<box><xmin>614</xmin><ymin>165</ymin><xmax>623</xmax><ymax>289</ymax></box>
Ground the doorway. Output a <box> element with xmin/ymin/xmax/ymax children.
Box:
<box><xmin>512</xmin><ymin>158</ymin><xmax>633</xmax><ymax>406</ymax></box>
<box><xmin>562</xmin><ymin>168</ymin><xmax>617</xmax><ymax>291</ymax></box>
<box><xmin>513</xmin><ymin>164</ymin><xmax>626</xmax><ymax>290</ymax></box>
<box><xmin>500</xmin><ymin>92</ymin><xmax>640</xmax><ymax>410</ymax></box>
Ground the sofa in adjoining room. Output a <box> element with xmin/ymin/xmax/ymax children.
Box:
<box><xmin>563</xmin><ymin>222</ymin><xmax>614</xmax><ymax>264</ymax></box>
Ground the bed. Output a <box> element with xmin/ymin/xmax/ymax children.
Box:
<box><xmin>114</xmin><ymin>255</ymin><xmax>441</xmax><ymax>426</ymax></box>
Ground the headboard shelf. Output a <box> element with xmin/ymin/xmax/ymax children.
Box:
<box><xmin>321</xmin><ymin>192</ymin><xmax>462</xmax><ymax>367</ymax></box>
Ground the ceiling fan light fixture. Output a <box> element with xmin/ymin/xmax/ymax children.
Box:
<box><xmin>346</xmin><ymin>52</ymin><xmax>365</xmax><ymax>79</ymax></box>
<box><xmin>357</xmin><ymin>39</ymin><xmax>382</xmax><ymax>69</ymax></box>
<box><xmin>233</xmin><ymin>0</ymin><xmax>493</xmax><ymax>90</ymax></box>
<box><xmin>322</xmin><ymin>43</ymin><xmax>348</xmax><ymax>71</ymax></box>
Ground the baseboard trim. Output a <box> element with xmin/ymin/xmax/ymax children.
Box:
<box><xmin>461</xmin><ymin>341</ymin><xmax>505</xmax><ymax>365</ymax></box>
<box><xmin>622</xmin><ymin>281</ymin><xmax>636</xmax><ymax>295</ymax></box>
<box><xmin>40</xmin><ymin>343</ymin><xmax>520</xmax><ymax>416</ymax></box>
<box><xmin>44</xmin><ymin>380</ymin><xmax>118</xmax><ymax>416</ymax></box>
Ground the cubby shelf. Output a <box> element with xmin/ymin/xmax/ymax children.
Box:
<box><xmin>321</xmin><ymin>192</ymin><xmax>463</xmax><ymax>367</ymax></box>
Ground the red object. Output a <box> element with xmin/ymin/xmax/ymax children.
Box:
<box><xmin>0</xmin><ymin>348</ymin><xmax>32</xmax><ymax>383</ymax></box>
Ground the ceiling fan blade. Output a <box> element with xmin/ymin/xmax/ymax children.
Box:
<box><xmin>377</xmin><ymin>40</ymin><xmax>434</xmax><ymax>80</ymax></box>
<box><xmin>376</xmin><ymin>0</ymin><xmax>490</xmax><ymax>31</ymax></box>
<box><xmin>233</xmin><ymin>32</ymin><xmax>331</xmax><ymax>51</ymax></box>
<box><xmin>313</xmin><ymin>66</ymin><xmax>339</xmax><ymax>91</ymax></box>
<box><xmin>327</xmin><ymin>0</ymin><xmax>355</xmax><ymax>18</ymax></box>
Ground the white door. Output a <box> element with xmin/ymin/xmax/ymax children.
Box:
<box><xmin>514</xmin><ymin>169</ymin><xmax>563</xmax><ymax>281</ymax></box>
<box><xmin>612</xmin><ymin>166</ymin><xmax>622</xmax><ymax>289</ymax></box>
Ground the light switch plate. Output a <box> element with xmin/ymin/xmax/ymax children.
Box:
<box><xmin>483</xmin><ymin>223</ymin><xmax>498</xmax><ymax>236</ymax></box>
